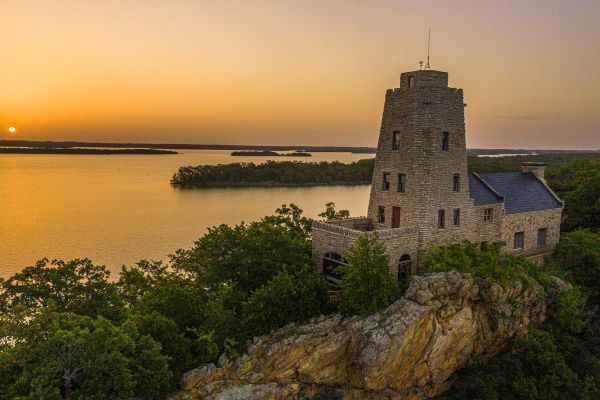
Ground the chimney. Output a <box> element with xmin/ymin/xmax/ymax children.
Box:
<box><xmin>522</xmin><ymin>162</ymin><xmax>546</xmax><ymax>180</ymax></box>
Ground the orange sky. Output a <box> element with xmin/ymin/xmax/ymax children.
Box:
<box><xmin>1</xmin><ymin>0</ymin><xmax>599</xmax><ymax>149</ymax></box>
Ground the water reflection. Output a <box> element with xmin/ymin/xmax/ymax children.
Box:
<box><xmin>0</xmin><ymin>150</ymin><xmax>371</xmax><ymax>277</ymax></box>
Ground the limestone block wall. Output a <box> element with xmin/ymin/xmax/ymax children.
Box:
<box><xmin>312</xmin><ymin>223</ymin><xmax>419</xmax><ymax>277</ymax></box>
<box><xmin>312</xmin><ymin>227</ymin><xmax>359</xmax><ymax>274</ymax></box>
<box><xmin>501</xmin><ymin>208</ymin><xmax>563</xmax><ymax>256</ymax></box>
<box><xmin>471</xmin><ymin>204</ymin><xmax>504</xmax><ymax>243</ymax></box>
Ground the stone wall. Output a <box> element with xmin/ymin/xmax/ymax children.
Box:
<box><xmin>502</xmin><ymin>208</ymin><xmax>563</xmax><ymax>256</ymax></box>
<box><xmin>312</xmin><ymin>221</ymin><xmax>419</xmax><ymax>277</ymax></box>
<box><xmin>471</xmin><ymin>204</ymin><xmax>504</xmax><ymax>243</ymax></box>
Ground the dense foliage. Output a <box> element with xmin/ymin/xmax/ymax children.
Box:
<box><xmin>434</xmin><ymin>235</ymin><xmax>600</xmax><ymax>399</ymax></box>
<box><xmin>338</xmin><ymin>235</ymin><xmax>400</xmax><ymax>316</ymax></box>
<box><xmin>171</xmin><ymin>159</ymin><xmax>374</xmax><ymax>187</ymax></box>
<box><xmin>0</xmin><ymin>312</ymin><xmax>171</xmax><ymax>400</ymax></box>
<box><xmin>425</xmin><ymin>241</ymin><xmax>550</xmax><ymax>287</ymax></box>
<box><xmin>547</xmin><ymin>160</ymin><xmax>600</xmax><ymax>232</ymax></box>
<box><xmin>0</xmin><ymin>204</ymin><xmax>342</xmax><ymax>399</ymax></box>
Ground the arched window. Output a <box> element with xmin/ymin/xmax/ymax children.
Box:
<box><xmin>398</xmin><ymin>254</ymin><xmax>412</xmax><ymax>284</ymax></box>
<box><xmin>323</xmin><ymin>252</ymin><xmax>347</xmax><ymax>288</ymax></box>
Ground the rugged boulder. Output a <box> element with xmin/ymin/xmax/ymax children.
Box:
<box><xmin>173</xmin><ymin>272</ymin><xmax>562</xmax><ymax>400</ymax></box>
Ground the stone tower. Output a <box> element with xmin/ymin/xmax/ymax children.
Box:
<box><xmin>312</xmin><ymin>67</ymin><xmax>562</xmax><ymax>285</ymax></box>
<box><xmin>366</xmin><ymin>70</ymin><xmax>476</xmax><ymax>266</ymax></box>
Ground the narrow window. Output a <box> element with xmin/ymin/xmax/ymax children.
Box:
<box><xmin>398</xmin><ymin>173</ymin><xmax>406</xmax><ymax>193</ymax></box>
<box><xmin>537</xmin><ymin>228</ymin><xmax>547</xmax><ymax>247</ymax></box>
<box><xmin>480</xmin><ymin>241</ymin><xmax>489</xmax><ymax>250</ymax></box>
<box><xmin>484</xmin><ymin>208</ymin><xmax>494</xmax><ymax>222</ymax></box>
<box><xmin>442</xmin><ymin>132</ymin><xmax>450</xmax><ymax>151</ymax></box>
<box><xmin>453</xmin><ymin>174</ymin><xmax>460</xmax><ymax>192</ymax></box>
<box><xmin>514</xmin><ymin>231</ymin><xmax>525</xmax><ymax>250</ymax></box>
<box><xmin>378</xmin><ymin>206</ymin><xmax>385</xmax><ymax>223</ymax></box>
<box><xmin>453</xmin><ymin>208</ymin><xmax>461</xmax><ymax>226</ymax></box>
<box><xmin>392</xmin><ymin>206</ymin><xmax>401</xmax><ymax>228</ymax></box>
<box><xmin>408</xmin><ymin>76</ymin><xmax>414</xmax><ymax>88</ymax></box>
<box><xmin>382</xmin><ymin>172</ymin><xmax>390</xmax><ymax>191</ymax></box>
<box><xmin>438</xmin><ymin>210</ymin><xmax>445</xmax><ymax>229</ymax></box>
<box><xmin>392</xmin><ymin>131</ymin><xmax>400</xmax><ymax>150</ymax></box>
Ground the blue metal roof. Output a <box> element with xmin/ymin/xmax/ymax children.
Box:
<box><xmin>469</xmin><ymin>174</ymin><xmax>503</xmax><ymax>206</ymax></box>
<box><xmin>470</xmin><ymin>172</ymin><xmax>562</xmax><ymax>214</ymax></box>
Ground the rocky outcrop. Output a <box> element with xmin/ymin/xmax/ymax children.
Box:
<box><xmin>174</xmin><ymin>272</ymin><xmax>564</xmax><ymax>400</ymax></box>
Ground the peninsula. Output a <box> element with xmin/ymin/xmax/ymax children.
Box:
<box><xmin>0</xmin><ymin>147</ymin><xmax>178</xmax><ymax>155</ymax></box>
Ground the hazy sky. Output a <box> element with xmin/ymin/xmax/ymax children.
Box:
<box><xmin>1</xmin><ymin>0</ymin><xmax>599</xmax><ymax>148</ymax></box>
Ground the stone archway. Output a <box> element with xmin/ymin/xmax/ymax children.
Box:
<box><xmin>398</xmin><ymin>254</ymin><xmax>412</xmax><ymax>285</ymax></box>
<box><xmin>323</xmin><ymin>252</ymin><xmax>347</xmax><ymax>288</ymax></box>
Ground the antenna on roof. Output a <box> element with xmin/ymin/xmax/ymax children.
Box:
<box><xmin>424</xmin><ymin>28</ymin><xmax>431</xmax><ymax>70</ymax></box>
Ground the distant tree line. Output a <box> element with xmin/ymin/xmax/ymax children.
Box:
<box><xmin>171</xmin><ymin>159</ymin><xmax>374</xmax><ymax>187</ymax></box>
<box><xmin>172</xmin><ymin>153</ymin><xmax>600</xmax><ymax>187</ymax></box>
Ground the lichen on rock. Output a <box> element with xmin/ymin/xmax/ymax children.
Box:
<box><xmin>172</xmin><ymin>272</ymin><xmax>566</xmax><ymax>400</ymax></box>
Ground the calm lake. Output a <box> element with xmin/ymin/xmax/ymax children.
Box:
<box><xmin>0</xmin><ymin>150</ymin><xmax>371</xmax><ymax>278</ymax></box>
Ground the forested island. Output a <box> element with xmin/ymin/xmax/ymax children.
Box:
<box><xmin>230</xmin><ymin>150</ymin><xmax>312</xmax><ymax>157</ymax></box>
<box><xmin>0</xmin><ymin>147</ymin><xmax>177</xmax><ymax>155</ymax></box>
<box><xmin>171</xmin><ymin>152</ymin><xmax>600</xmax><ymax>189</ymax></box>
<box><xmin>171</xmin><ymin>159</ymin><xmax>374</xmax><ymax>187</ymax></box>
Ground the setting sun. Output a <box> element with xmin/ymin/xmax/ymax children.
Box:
<box><xmin>8</xmin><ymin>127</ymin><xmax>16</xmax><ymax>134</ymax></box>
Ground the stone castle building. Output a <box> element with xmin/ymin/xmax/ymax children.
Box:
<box><xmin>312</xmin><ymin>69</ymin><xmax>563</xmax><ymax>287</ymax></box>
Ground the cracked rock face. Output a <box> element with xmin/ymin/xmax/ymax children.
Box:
<box><xmin>173</xmin><ymin>272</ymin><xmax>559</xmax><ymax>400</ymax></box>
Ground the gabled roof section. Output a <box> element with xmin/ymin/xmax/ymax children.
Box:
<box><xmin>476</xmin><ymin>172</ymin><xmax>563</xmax><ymax>214</ymax></box>
<box><xmin>469</xmin><ymin>173</ymin><xmax>503</xmax><ymax>206</ymax></box>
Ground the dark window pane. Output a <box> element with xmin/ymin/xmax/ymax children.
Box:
<box><xmin>392</xmin><ymin>131</ymin><xmax>400</xmax><ymax>150</ymax></box>
<box><xmin>378</xmin><ymin>206</ymin><xmax>385</xmax><ymax>223</ymax></box>
<box><xmin>484</xmin><ymin>208</ymin><xmax>494</xmax><ymax>222</ymax></box>
<box><xmin>382</xmin><ymin>172</ymin><xmax>390</xmax><ymax>190</ymax></box>
<box><xmin>392</xmin><ymin>206</ymin><xmax>401</xmax><ymax>228</ymax></box>
<box><xmin>514</xmin><ymin>231</ymin><xmax>525</xmax><ymax>250</ymax></box>
<box><xmin>537</xmin><ymin>228</ymin><xmax>547</xmax><ymax>247</ymax></box>
<box><xmin>438</xmin><ymin>209</ymin><xmax>445</xmax><ymax>229</ymax></box>
<box><xmin>453</xmin><ymin>174</ymin><xmax>460</xmax><ymax>192</ymax></box>
<box><xmin>453</xmin><ymin>208</ymin><xmax>460</xmax><ymax>226</ymax></box>
<box><xmin>442</xmin><ymin>132</ymin><xmax>450</xmax><ymax>151</ymax></box>
<box><xmin>398</xmin><ymin>173</ymin><xmax>406</xmax><ymax>192</ymax></box>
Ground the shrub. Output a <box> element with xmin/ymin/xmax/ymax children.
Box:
<box><xmin>338</xmin><ymin>235</ymin><xmax>399</xmax><ymax>316</ymax></box>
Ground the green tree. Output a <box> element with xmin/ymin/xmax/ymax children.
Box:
<box><xmin>546</xmin><ymin>230</ymin><xmax>600</xmax><ymax>297</ymax></box>
<box><xmin>118</xmin><ymin>260</ymin><xmax>205</xmax><ymax>330</ymax></box>
<box><xmin>319</xmin><ymin>202</ymin><xmax>350</xmax><ymax>220</ymax></box>
<box><xmin>170</xmin><ymin>220</ymin><xmax>311</xmax><ymax>295</ymax></box>
<box><xmin>562</xmin><ymin>167</ymin><xmax>600</xmax><ymax>232</ymax></box>
<box><xmin>338</xmin><ymin>235</ymin><xmax>399</xmax><ymax>316</ymax></box>
<box><xmin>262</xmin><ymin>203</ymin><xmax>313</xmax><ymax>239</ymax></box>
<box><xmin>126</xmin><ymin>312</ymin><xmax>195</xmax><ymax>388</ymax></box>
<box><xmin>0</xmin><ymin>312</ymin><xmax>171</xmax><ymax>400</ymax></box>
<box><xmin>242</xmin><ymin>266</ymin><xmax>328</xmax><ymax>336</ymax></box>
<box><xmin>0</xmin><ymin>258</ymin><xmax>123</xmax><ymax>320</ymax></box>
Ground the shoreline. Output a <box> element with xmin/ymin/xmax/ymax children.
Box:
<box><xmin>0</xmin><ymin>147</ymin><xmax>178</xmax><ymax>155</ymax></box>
